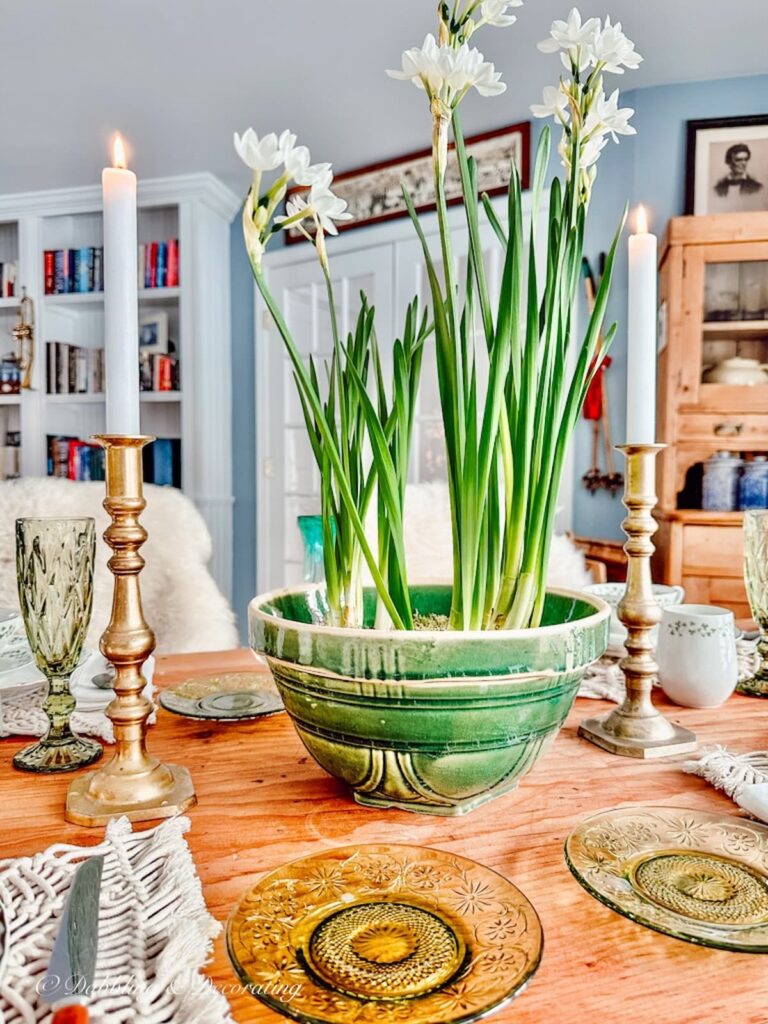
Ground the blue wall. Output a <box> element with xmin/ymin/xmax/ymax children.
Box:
<box><xmin>572</xmin><ymin>72</ymin><xmax>768</xmax><ymax>542</ymax></box>
<box><xmin>229</xmin><ymin>74</ymin><xmax>768</xmax><ymax>623</ymax></box>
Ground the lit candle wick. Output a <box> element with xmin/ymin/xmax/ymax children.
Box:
<box><xmin>635</xmin><ymin>204</ymin><xmax>648</xmax><ymax>235</ymax></box>
<box><xmin>112</xmin><ymin>133</ymin><xmax>127</xmax><ymax>170</ymax></box>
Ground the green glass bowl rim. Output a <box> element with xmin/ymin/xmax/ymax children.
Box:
<box><xmin>250</xmin><ymin>583</ymin><xmax>610</xmax><ymax>642</ymax></box>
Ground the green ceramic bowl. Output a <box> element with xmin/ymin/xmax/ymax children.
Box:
<box><xmin>250</xmin><ymin>585</ymin><xmax>609</xmax><ymax>816</ymax></box>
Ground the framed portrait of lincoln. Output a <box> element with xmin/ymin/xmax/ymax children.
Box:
<box><xmin>686</xmin><ymin>115</ymin><xmax>768</xmax><ymax>216</ymax></box>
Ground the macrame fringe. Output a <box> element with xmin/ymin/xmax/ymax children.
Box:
<box><xmin>682</xmin><ymin>745</ymin><xmax>768</xmax><ymax>799</ymax></box>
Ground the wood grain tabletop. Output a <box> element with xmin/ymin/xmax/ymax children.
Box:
<box><xmin>1</xmin><ymin>648</ymin><xmax>765</xmax><ymax>1023</ymax></box>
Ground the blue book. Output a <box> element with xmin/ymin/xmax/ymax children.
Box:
<box><xmin>153</xmin><ymin>438</ymin><xmax>173</xmax><ymax>486</ymax></box>
<box><xmin>75</xmin><ymin>248</ymin><xmax>91</xmax><ymax>293</ymax></box>
<box><xmin>156</xmin><ymin>242</ymin><xmax>167</xmax><ymax>288</ymax></box>
<box><xmin>65</xmin><ymin>249</ymin><xmax>76</xmax><ymax>293</ymax></box>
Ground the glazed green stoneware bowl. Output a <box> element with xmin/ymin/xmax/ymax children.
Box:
<box><xmin>250</xmin><ymin>584</ymin><xmax>609</xmax><ymax>816</ymax></box>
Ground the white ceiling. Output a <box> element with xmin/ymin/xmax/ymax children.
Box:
<box><xmin>0</xmin><ymin>0</ymin><xmax>766</xmax><ymax>198</ymax></box>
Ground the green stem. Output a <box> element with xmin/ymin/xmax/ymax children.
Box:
<box><xmin>255</xmin><ymin>268</ymin><xmax>406</xmax><ymax>629</ymax></box>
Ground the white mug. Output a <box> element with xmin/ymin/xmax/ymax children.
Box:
<box><xmin>657</xmin><ymin>604</ymin><xmax>737</xmax><ymax>708</ymax></box>
<box><xmin>583</xmin><ymin>583</ymin><xmax>685</xmax><ymax>649</ymax></box>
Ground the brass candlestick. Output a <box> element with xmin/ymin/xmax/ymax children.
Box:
<box><xmin>579</xmin><ymin>444</ymin><xmax>697</xmax><ymax>758</ymax></box>
<box><xmin>66</xmin><ymin>435</ymin><xmax>196</xmax><ymax>825</ymax></box>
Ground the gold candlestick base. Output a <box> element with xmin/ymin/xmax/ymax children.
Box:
<box><xmin>66</xmin><ymin>435</ymin><xmax>196</xmax><ymax>826</ymax></box>
<box><xmin>579</xmin><ymin>444</ymin><xmax>697</xmax><ymax>759</ymax></box>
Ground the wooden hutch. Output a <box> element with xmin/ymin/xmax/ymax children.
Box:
<box><xmin>654</xmin><ymin>212</ymin><xmax>768</xmax><ymax>619</ymax></box>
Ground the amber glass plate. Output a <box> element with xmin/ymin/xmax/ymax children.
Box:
<box><xmin>565</xmin><ymin>806</ymin><xmax>768</xmax><ymax>952</ymax></box>
<box><xmin>158</xmin><ymin>672</ymin><xmax>283</xmax><ymax>721</ymax></box>
<box><xmin>227</xmin><ymin>844</ymin><xmax>542</xmax><ymax>1024</ymax></box>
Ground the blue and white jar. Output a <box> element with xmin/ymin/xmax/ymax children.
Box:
<box><xmin>702</xmin><ymin>451</ymin><xmax>743</xmax><ymax>512</ymax></box>
<box><xmin>739</xmin><ymin>457</ymin><xmax>768</xmax><ymax>510</ymax></box>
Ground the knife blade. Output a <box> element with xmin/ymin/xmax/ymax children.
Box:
<box><xmin>42</xmin><ymin>855</ymin><xmax>104</xmax><ymax>1024</ymax></box>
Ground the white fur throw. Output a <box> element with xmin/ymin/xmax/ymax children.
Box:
<box><xmin>0</xmin><ymin>478</ymin><xmax>238</xmax><ymax>654</ymax></box>
<box><xmin>396</xmin><ymin>481</ymin><xmax>592</xmax><ymax>591</ymax></box>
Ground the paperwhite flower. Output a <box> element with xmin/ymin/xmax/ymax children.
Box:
<box><xmin>480</xmin><ymin>0</ymin><xmax>523</xmax><ymax>28</ymax></box>
<box><xmin>387</xmin><ymin>34</ymin><xmax>445</xmax><ymax>95</ymax></box>
<box><xmin>275</xmin><ymin>194</ymin><xmax>310</xmax><ymax>227</ymax></box>
<box><xmin>283</xmin><ymin>142</ymin><xmax>332</xmax><ymax>188</ymax></box>
<box><xmin>447</xmin><ymin>43</ymin><xmax>506</xmax><ymax>95</ymax></box>
<box><xmin>233</xmin><ymin>128</ymin><xmax>283</xmax><ymax>172</ymax></box>
<box><xmin>530</xmin><ymin>85</ymin><xmax>569</xmax><ymax>120</ymax></box>
<box><xmin>309</xmin><ymin>182</ymin><xmax>353</xmax><ymax>235</ymax></box>
<box><xmin>591</xmin><ymin>16</ymin><xmax>642</xmax><ymax>74</ymax></box>
<box><xmin>580</xmin><ymin>134</ymin><xmax>608</xmax><ymax>169</ymax></box>
<box><xmin>387</xmin><ymin>34</ymin><xmax>505</xmax><ymax>102</ymax></box>
<box><xmin>275</xmin><ymin>179</ymin><xmax>352</xmax><ymax>237</ymax></box>
<box><xmin>558</xmin><ymin>132</ymin><xmax>606</xmax><ymax>173</ymax></box>
<box><xmin>585</xmin><ymin>88</ymin><xmax>636</xmax><ymax>142</ymax></box>
<box><xmin>538</xmin><ymin>8</ymin><xmax>600</xmax><ymax>59</ymax></box>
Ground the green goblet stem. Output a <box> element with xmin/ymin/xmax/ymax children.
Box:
<box><xmin>42</xmin><ymin>673</ymin><xmax>77</xmax><ymax>742</ymax></box>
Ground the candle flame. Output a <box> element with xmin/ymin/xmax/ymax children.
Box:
<box><xmin>112</xmin><ymin>133</ymin><xmax>127</xmax><ymax>170</ymax></box>
<box><xmin>636</xmin><ymin>204</ymin><xmax>648</xmax><ymax>234</ymax></box>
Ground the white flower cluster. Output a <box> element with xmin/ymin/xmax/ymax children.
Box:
<box><xmin>387</xmin><ymin>33</ymin><xmax>506</xmax><ymax>107</ymax></box>
<box><xmin>538</xmin><ymin>8</ymin><xmax>642</xmax><ymax>74</ymax></box>
<box><xmin>531</xmin><ymin>8</ymin><xmax>640</xmax><ymax>180</ymax></box>
<box><xmin>233</xmin><ymin>129</ymin><xmax>352</xmax><ymax>267</ymax></box>
<box><xmin>234</xmin><ymin>128</ymin><xmax>331</xmax><ymax>185</ymax></box>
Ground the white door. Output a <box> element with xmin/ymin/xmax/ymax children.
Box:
<box><xmin>256</xmin><ymin>243</ymin><xmax>394</xmax><ymax>591</ymax></box>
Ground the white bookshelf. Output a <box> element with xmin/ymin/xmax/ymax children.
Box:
<box><xmin>0</xmin><ymin>174</ymin><xmax>239</xmax><ymax>600</ymax></box>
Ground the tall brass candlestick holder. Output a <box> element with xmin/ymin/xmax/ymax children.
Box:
<box><xmin>579</xmin><ymin>444</ymin><xmax>697</xmax><ymax>758</ymax></box>
<box><xmin>66</xmin><ymin>435</ymin><xmax>196</xmax><ymax>825</ymax></box>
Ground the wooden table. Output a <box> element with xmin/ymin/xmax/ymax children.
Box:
<box><xmin>1</xmin><ymin>649</ymin><xmax>766</xmax><ymax>1023</ymax></box>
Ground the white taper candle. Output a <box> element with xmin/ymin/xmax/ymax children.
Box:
<box><xmin>102</xmin><ymin>133</ymin><xmax>140</xmax><ymax>435</ymax></box>
<box><xmin>626</xmin><ymin>205</ymin><xmax>658</xmax><ymax>445</ymax></box>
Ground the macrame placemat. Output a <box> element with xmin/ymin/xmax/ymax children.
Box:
<box><xmin>0</xmin><ymin>652</ymin><xmax>156</xmax><ymax>744</ymax></box>
<box><xmin>0</xmin><ymin>816</ymin><xmax>233</xmax><ymax>1024</ymax></box>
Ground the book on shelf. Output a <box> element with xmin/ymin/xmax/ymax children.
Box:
<box><xmin>47</xmin><ymin>436</ymin><xmax>105</xmax><ymax>481</ymax></box>
<box><xmin>0</xmin><ymin>361</ymin><xmax>21</xmax><ymax>394</ymax></box>
<box><xmin>44</xmin><ymin>248</ymin><xmax>104</xmax><ymax>295</ymax></box>
<box><xmin>0</xmin><ymin>431</ymin><xmax>20</xmax><ymax>481</ymax></box>
<box><xmin>143</xmin><ymin>437</ymin><xmax>181</xmax><ymax>487</ymax></box>
<box><xmin>0</xmin><ymin>261</ymin><xmax>16</xmax><ymax>298</ymax></box>
<box><xmin>46</xmin><ymin>342</ymin><xmax>104</xmax><ymax>395</ymax></box>
<box><xmin>138</xmin><ymin>238</ymin><xmax>179</xmax><ymax>289</ymax></box>
<box><xmin>139</xmin><ymin>353</ymin><xmax>180</xmax><ymax>392</ymax></box>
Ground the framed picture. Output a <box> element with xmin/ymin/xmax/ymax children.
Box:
<box><xmin>139</xmin><ymin>311</ymin><xmax>169</xmax><ymax>354</ymax></box>
<box><xmin>284</xmin><ymin>121</ymin><xmax>530</xmax><ymax>243</ymax></box>
<box><xmin>685</xmin><ymin>115</ymin><xmax>768</xmax><ymax>216</ymax></box>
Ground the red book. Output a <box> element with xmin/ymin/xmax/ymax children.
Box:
<box><xmin>167</xmin><ymin>239</ymin><xmax>179</xmax><ymax>287</ymax></box>
<box><xmin>148</xmin><ymin>242</ymin><xmax>158</xmax><ymax>288</ymax></box>
<box><xmin>154</xmin><ymin>355</ymin><xmax>174</xmax><ymax>391</ymax></box>
<box><xmin>67</xmin><ymin>440</ymin><xmax>83</xmax><ymax>480</ymax></box>
<box><xmin>44</xmin><ymin>251</ymin><xmax>55</xmax><ymax>295</ymax></box>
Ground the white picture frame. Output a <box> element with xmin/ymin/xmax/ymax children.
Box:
<box><xmin>139</xmin><ymin>311</ymin><xmax>169</xmax><ymax>354</ymax></box>
<box><xmin>686</xmin><ymin>115</ymin><xmax>768</xmax><ymax>216</ymax></box>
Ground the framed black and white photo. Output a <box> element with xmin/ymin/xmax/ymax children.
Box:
<box><xmin>284</xmin><ymin>122</ymin><xmax>530</xmax><ymax>243</ymax></box>
<box><xmin>139</xmin><ymin>311</ymin><xmax>169</xmax><ymax>354</ymax></box>
<box><xmin>685</xmin><ymin>115</ymin><xmax>768</xmax><ymax>216</ymax></box>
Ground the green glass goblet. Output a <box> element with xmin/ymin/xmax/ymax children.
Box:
<box><xmin>13</xmin><ymin>517</ymin><xmax>103</xmax><ymax>772</ymax></box>
<box><xmin>739</xmin><ymin>509</ymin><xmax>768</xmax><ymax>697</ymax></box>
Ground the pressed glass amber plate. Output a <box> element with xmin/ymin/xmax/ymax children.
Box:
<box><xmin>158</xmin><ymin>672</ymin><xmax>283</xmax><ymax>721</ymax></box>
<box><xmin>565</xmin><ymin>806</ymin><xmax>768</xmax><ymax>952</ymax></box>
<box><xmin>227</xmin><ymin>844</ymin><xmax>542</xmax><ymax>1024</ymax></box>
